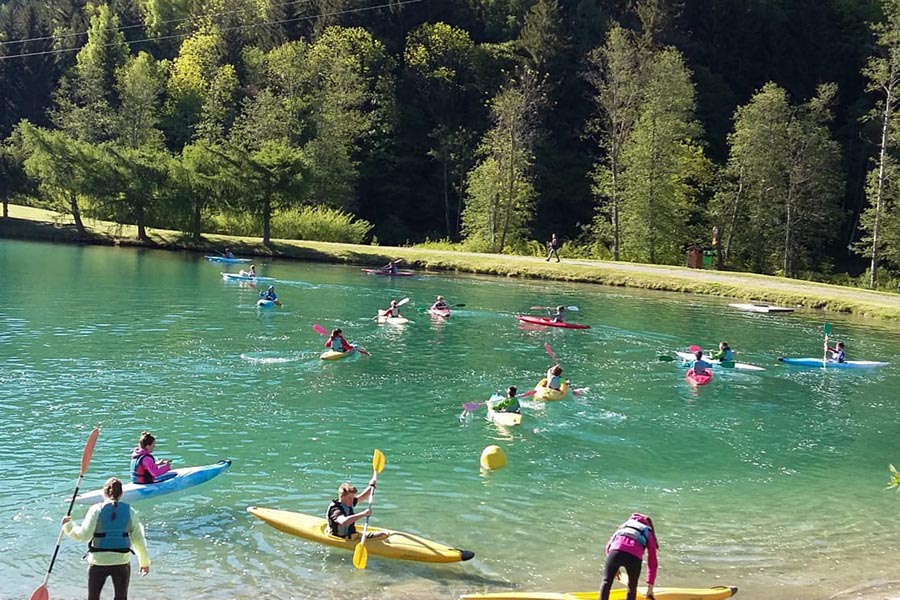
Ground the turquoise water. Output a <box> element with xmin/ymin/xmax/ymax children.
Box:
<box><xmin>1</xmin><ymin>239</ymin><xmax>899</xmax><ymax>600</ymax></box>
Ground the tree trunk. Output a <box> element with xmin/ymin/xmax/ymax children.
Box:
<box><xmin>136</xmin><ymin>200</ymin><xmax>147</xmax><ymax>242</ymax></box>
<box><xmin>499</xmin><ymin>121</ymin><xmax>516</xmax><ymax>255</ymax></box>
<box><xmin>783</xmin><ymin>185</ymin><xmax>793</xmax><ymax>277</ymax></box>
<box><xmin>724</xmin><ymin>166</ymin><xmax>743</xmax><ymax>263</ymax></box>
<box><xmin>870</xmin><ymin>85</ymin><xmax>893</xmax><ymax>289</ymax></box>
<box><xmin>69</xmin><ymin>189</ymin><xmax>86</xmax><ymax>238</ymax></box>
<box><xmin>611</xmin><ymin>152</ymin><xmax>620</xmax><ymax>261</ymax></box>
<box><xmin>442</xmin><ymin>153</ymin><xmax>451</xmax><ymax>238</ymax></box>
<box><xmin>192</xmin><ymin>200</ymin><xmax>202</xmax><ymax>242</ymax></box>
<box><xmin>2</xmin><ymin>195</ymin><xmax>8</xmax><ymax>219</ymax></box>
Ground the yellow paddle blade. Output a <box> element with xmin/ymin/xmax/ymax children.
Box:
<box><xmin>352</xmin><ymin>541</ymin><xmax>368</xmax><ymax>569</ymax></box>
<box><xmin>373</xmin><ymin>449</ymin><xmax>385</xmax><ymax>473</ymax></box>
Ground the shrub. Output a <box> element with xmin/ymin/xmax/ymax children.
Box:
<box><xmin>271</xmin><ymin>205</ymin><xmax>372</xmax><ymax>243</ymax></box>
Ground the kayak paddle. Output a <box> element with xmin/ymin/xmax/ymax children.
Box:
<box><xmin>530</xmin><ymin>305</ymin><xmax>579</xmax><ymax>311</ymax></box>
<box><xmin>312</xmin><ymin>324</ymin><xmax>371</xmax><ymax>356</ymax></box>
<box><xmin>353</xmin><ymin>449</ymin><xmax>386</xmax><ymax>570</ymax></box>
<box><xmin>823</xmin><ymin>322</ymin><xmax>832</xmax><ymax>367</ymax></box>
<box><xmin>32</xmin><ymin>427</ymin><xmax>100</xmax><ymax>600</ymax></box>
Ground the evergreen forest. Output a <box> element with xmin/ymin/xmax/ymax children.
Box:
<box><xmin>4</xmin><ymin>0</ymin><xmax>900</xmax><ymax>287</ymax></box>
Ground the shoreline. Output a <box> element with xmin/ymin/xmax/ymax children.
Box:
<box><xmin>4</xmin><ymin>203</ymin><xmax>900</xmax><ymax>320</ymax></box>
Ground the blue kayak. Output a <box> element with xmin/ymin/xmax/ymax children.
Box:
<box><xmin>75</xmin><ymin>459</ymin><xmax>232</xmax><ymax>504</ymax></box>
<box><xmin>778</xmin><ymin>357</ymin><xmax>889</xmax><ymax>369</ymax></box>
<box><xmin>221</xmin><ymin>272</ymin><xmax>275</xmax><ymax>282</ymax></box>
<box><xmin>206</xmin><ymin>256</ymin><xmax>251</xmax><ymax>264</ymax></box>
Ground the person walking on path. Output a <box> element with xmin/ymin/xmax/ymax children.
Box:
<box><xmin>546</xmin><ymin>233</ymin><xmax>560</xmax><ymax>262</ymax></box>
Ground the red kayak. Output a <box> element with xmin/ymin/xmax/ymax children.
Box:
<box><xmin>515</xmin><ymin>315</ymin><xmax>591</xmax><ymax>329</ymax></box>
<box><xmin>361</xmin><ymin>268</ymin><xmax>415</xmax><ymax>277</ymax></box>
<box><xmin>685</xmin><ymin>368</ymin><xmax>713</xmax><ymax>386</ymax></box>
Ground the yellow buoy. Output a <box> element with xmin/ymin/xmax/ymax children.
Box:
<box><xmin>480</xmin><ymin>445</ymin><xmax>507</xmax><ymax>470</ymax></box>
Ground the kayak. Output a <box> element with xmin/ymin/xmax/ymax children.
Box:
<box><xmin>361</xmin><ymin>268</ymin><xmax>415</xmax><ymax>277</ymax></box>
<box><xmin>729</xmin><ymin>302</ymin><xmax>793</xmax><ymax>313</ymax></box>
<box><xmin>429</xmin><ymin>307</ymin><xmax>451</xmax><ymax>319</ymax></box>
<box><xmin>459</xmin><ymin>585</ymin><xmax>738</xmax><ymax>600</ymax></box>
<box><xmin>686</xmin><ymin>368</ymin><xmax>713</xmax><ymax>386</ymax></box>
<box><xmin>486</xmin><ymin>394</ymin><xmax>523</xmax><ymax>426</ymax></box>
<box><xmin>515</xmin><ymin>315</ymin><xmax>591</xmax><ymax>330</ymax></box>
<box><xmin>533</xmin><ymin>378</ymin><xmax>568</xmax><ymax>402</ymax></box>
<box><xmin>257</xmin><ymin>299</ymin><xmax>277</xmax><ymax>309</ymax></box>
<box><xmin>75</xmin><ymin>460</ymin><xmax>232</xmax><ymax>504</ymax></box>
<box><xmin>778</xmin><ymin>357</ymin><xmax>889</xmax><ymax>369</ymax></box>
<box><xmin>221</xmin><ymin>272</ymin><xmax>274</xmax><ymax>283</ymax></box>
<box><xmin>246</xmin><ymin>506</ymin><xmax>475</xmax><ymax>564</ymax></box>
<box><xmin>206</xmin><ymin>256</ymin><xmax>251</xmax><ymax>263</ymax></box>
<box><xmin>376</xmin><ymin>311</ymin><xmax>409</xmax><ymax>325</ymax></box>
<box><xmin>675</xmin><ymin>351</ymin><xmax>765</xmax><ymax>372</ymax></box>
<box><xmin>320</xmin><ymin>346</ymin><xmax>358</xmax><ymax>361</ymax></box>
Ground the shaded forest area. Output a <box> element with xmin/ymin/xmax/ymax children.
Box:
<box><xmin>2</xmin><ymin>0</ymin><xmax>900</xmax><ymax>286</ymax></box>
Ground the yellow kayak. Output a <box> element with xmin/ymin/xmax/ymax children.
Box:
<box><xmin>320</xmin><ymin>347</ymin><xmax>358</xmax><ymax>361</ymax></box>
<box><xmin>486</xmin><ymin>395</ymin><xmax>523</xmax><ymax>426</ymax></box>
<box><xmin>533</xmin><ymin>378</ymin><xmax>568</xmax><ymax>402</ymax></box>
<box><xmin>247</xmin><ymin>506</ymin><xmax>474</xmax><ymax>564</ymax></box>
<box><xmin>460</xmin><ymin>585</ymin><xmax>738</xmax><ymax>600</ymax></box>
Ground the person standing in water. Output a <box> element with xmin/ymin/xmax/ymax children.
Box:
<box><xmin>62</xmin><ymin>477</ymin><xmax>151</xmax><ymax>600</ymax></box>
<box><xmin>598</xmin><ymin>512</ymin><xmax>659</xmax><ymax>600</ymax></box>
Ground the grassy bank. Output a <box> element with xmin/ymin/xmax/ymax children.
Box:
<box><xmin>4</xmin><ymin>203</ymin><xmax>900</xmax><ymax>320</ymax></box>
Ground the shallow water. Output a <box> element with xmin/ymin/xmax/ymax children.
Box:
<box><xmin>1</xmin><ymin>239</ymin><xmax>899</xmax><ymax>600</ymax></box>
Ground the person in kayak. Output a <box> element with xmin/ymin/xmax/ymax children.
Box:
<box><xmin>260</xmin><ymin>286</ymin><xmax>277</xmax><ymax>302</ymax></box>
<box><xmin>711</xmin><ymin>341</ymin><xmax>733</xmax><ymax>362</ymax></box>
<box><xmin>326</xmin><ymin>481</ymin><xmax>388</xmax><ymax>540</ymax></box>
<box><xmin>325</xmin><ymin>328</ymin><xmax>352</xmax><ymax>353</ymax></box>
<box><xmin>492</xmin><ymin>386</ymin><xmax>521</xmax><ymax>413</ymax></box>
<box><xmin>223</xmin><ymin>248</ymin><xmax>235</xmax><ymax>259</ymax></box>
<box><xmin>130</xmin><ymin>431</ymin><xmax>174</xmax><ymax>484</ymax></box>
<box><xmin>825</xmin><ymin>341</ymin><xmax>846</xmax><ymax>363</ymax></box>
<box><xmin>239</xmin><ymin>264</ymin><xmax>256</xmax><ymax>277</ymax></box>
<box><xmin>431</xmin><ymin>295</ymin><xmax>450</xmax><ymax>311</ymax></box>
<box><xmin>549</xmin><ymin>305</ymin><xmax>566</xmax><ymax>323</ymax></box>
<box><xmin>545</xmin><ymin>364</ymin><xmax>566</xmax><ymax>390</ymax></box>
<box><xmin>598</xmin><ymin>512</ymin><xmax>659</xmax><ymax>600</ymax></box>
<box><xmin>380</xmin><ymin>299</ymin><xmax>403</xmax><ymax>319</ymax></box>
<box><xmin>690</xmin><ymin>350</ymin><xmax>712</xmax><ymax>376</ymax></box>
<box><xmin>62</xmin><ymin>477</ymin><xmax>151</xmax><ymax>600</ymax></box>
<box><xmin>380</xmin><ymin>259</ymin><xmax>401</xmax><ymax>274</ymax></box>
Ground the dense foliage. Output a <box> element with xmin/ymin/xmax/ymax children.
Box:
<box><xmin>3</xmin><ymin>0</ymin><xmax>900</xmax><ymax>285</ymax></box>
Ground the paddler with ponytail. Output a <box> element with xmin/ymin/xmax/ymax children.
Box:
<box><xmin>61</xmin><ymin>477</ymin><xmax>150</xmax><ymax>600</ymax></box>
<box><xmin>130</xmin><ymin>431</ymin><xmax>174</xmax><ymax>484</ymax></box>
<box><xmin>598</xmin><ymin>512</ymin><xmax>659</xmax><ymax>600</ymax></box>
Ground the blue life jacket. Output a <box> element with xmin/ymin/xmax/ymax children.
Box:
<box><xmin>614</xmin><ymin>518</ymin><xmax>651</xmax><ymax>548</ymax></box>
<box><xmin>131</xmin><ymin>453</ymin><xmax>156</xmax><ymax>484</ymax></box>
<box><xmin>89</xmin><ymin>502</ymin><xmax>132</xmax><ymax>553</ymax></box>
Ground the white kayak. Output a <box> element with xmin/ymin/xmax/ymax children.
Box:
<box><xmin>676</xmin><ymin>351</ymin><xmax>765</xmax><ymax>372</ymax></box>
<box><xmin>376</xmin><ymin>311</ymin><xmax>409</xmax><ymax>325</ymax></box>
<box><xmin>778</xmin><ymin>357</ymin><xmax>889</xmax><ymax>369</ymax></box>
<box><xmin>75</xmin><ymin>460</ymin><xmax>232</xmax><ymax>504</ymax></box>
<box><xmin>221</xmin><ymin>272</ymin><xmax>274</xmax><ymax>282</ymax></box>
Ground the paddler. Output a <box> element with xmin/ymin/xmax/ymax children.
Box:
<box><xmin>62</xmin><ymin>477</ymin><xmax>151</xmax><ymax>599</ymax></box>
<box><xmin>711</xmin><ymin>341</ymin><xmax>733</xmax><ymax>362</ymax></box>
<box><xmin>491</xmin><ymin>386</ymin><xmax>521</xmax><ymax>414</ymax></box>
<box><xmin>223</xmin><ymin>247</ymin><xmax>235</xmax><ymax>259</ymax></box>
<box><xmin>824</xmin><ymin>340</ymin><xmax>846</xmax><ymax>363</ymax></box>
<box><xmin>689</xmin><ymin>349</ymin><xmax>712</xmax><ymax>376</ymax></box>
<box><xmin>326</xmin><ymin>481</ymin><xmax>388</xmax><ymax>540</ymax></box>
<box><xmin>598</xmin><ymin>512</ymin><xmax>659</xmax><ymax>600</ymax></box>
<box><xmin>259</xmin><ymin>285</ymin><xmax>277</xmax><ymax>302</ymax></box>
<box><xmin>380</xmin><ymin>259</ymin><xmax>401</xmax><ymax>275</ymax></box>
<box><xmin>325</xmin><ymin>328</ymin><xmax>352</xmax><ymax>353</ymax></box>
<box><xmin>130</xmin><ymin>431</ymin><xmax>174</xmax><ymax>484</ymax></box>
<box><xmin>380</xmin><ymin>299</ymin><xmax>403</xmax><ymax>319</ymax></box>
<box><xmin>545</xmin><ymin>364</ymin><xmax>566</xmax><ymax>390</ymax></box>
<box><xmin>431</xmin><ymin>295</ymin><xmax>450</xmax><ymax>311</ymax></box>
<box><xmin>239</xmin><ymin>264</ymin><xmax>256</xmax><ymax>277</ymax></box>
<box><xmin>549</xmin><ymin>305</ymin><xmax>566</xmax><ymax>323</ymax></box>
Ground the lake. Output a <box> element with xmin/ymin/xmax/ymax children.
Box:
<box><xmin>1</xmin><ymin>239</ymin><xmax>898</xmax><ymax>600</ymax></box>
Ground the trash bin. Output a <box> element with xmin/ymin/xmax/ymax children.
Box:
<box><xmin>702</xmin><ymin>250</ymin><xmax>715</xmax><ymax>270</ymax></box>
<box><xmin>686</xmin><ymin>245</ymin><xmax>702</xmax><ymax>269</ymax></box>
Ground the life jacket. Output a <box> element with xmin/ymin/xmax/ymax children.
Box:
<box><xmin>330</xmin><ymin>336</ymin><xmax>349</xmax><ymax>352</ymax></box>
<box><xmin>326</xmin><ymin>500</ymin><xmax>355</xmax><ymax>538</ymax></box>
<box><xmin>131</xmin><ymin>452</ymin><xmax>155</xmax><ymax>484</ymax></box>
<box><xmin>720</xmin><ymin>348</ymin><xmax>733</xmax><ymax>361</ymax></box>
<box><xmin>89</xmin><ymin>502</ymin><xmax>132</xmax><ymax>554</ymax></box>
<box><xmin>386</xmin><ymin>307</ymin><xmax>399</xmax><ymax>317</ymax></box>
<box><xmin>547</xmin><ymin>373</ymin><xmax>562</xmax><ymax>390</ymax></box>
<box><xmin>614</xmin><ymin>517</ymin><xmax>651</xmax><ymax>548</ymax></box>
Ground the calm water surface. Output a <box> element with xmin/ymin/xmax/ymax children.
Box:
<box><xmin>1</xmin><ymin>239</ymin><xmax>899</xmax><ymax>600</ymax></box>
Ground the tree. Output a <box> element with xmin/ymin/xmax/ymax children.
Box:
<box><xmin>0</xmin><ymin>135</ymin><xmax>32</xmax><ymax>219</ymax></box>
<box><xmin>114</xmin><ymin>51</ymin><xmax>166</xmax><ymax>149</ymax></box>
<box><xmin>463</xmin><ymin>69</ymin><xmax>545</xmax><ymax>253</ymax></box>
<box><xmin>858</xmin><ymin>0</ymin><xmax>900</xmax><ymax>287</ymax></box>
<box><xmin>517</xmin><ymin>0</ymin><xmax>566</xmax><ymax>76</ymax></box>
<box><xmin>584</xmin><ymin>25</ymin><xmax>646</xmax><ymax>260</ymax></box>
<box><xmin>617</xmin><ymin>47</ymin><xmax>710</xmax><ymax>264</ymax></box>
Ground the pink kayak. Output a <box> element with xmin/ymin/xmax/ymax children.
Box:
<box><xmin>428</xmin><ymin>307</ymin><xmax>451</xmax><ymax>318</ymax></box>
<box><xmin>685</xmin><ymin>368</ymin><xmax>713</xmax><ymax>386</ymax></box>
<box><xmin>361</xmin><ymin>268</ymin><xmax>415</xmax><ymax>276</ymax></box>
<box><xmin>515</xmin><ymin>315</ymin><xmax>591</xmax><ymax>330</ymax></box>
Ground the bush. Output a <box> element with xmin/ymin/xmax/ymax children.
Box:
<box><xmin>271</xmin><ymin>206</ymin><xmax>372</xmax><ymax>243</ymax></box>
